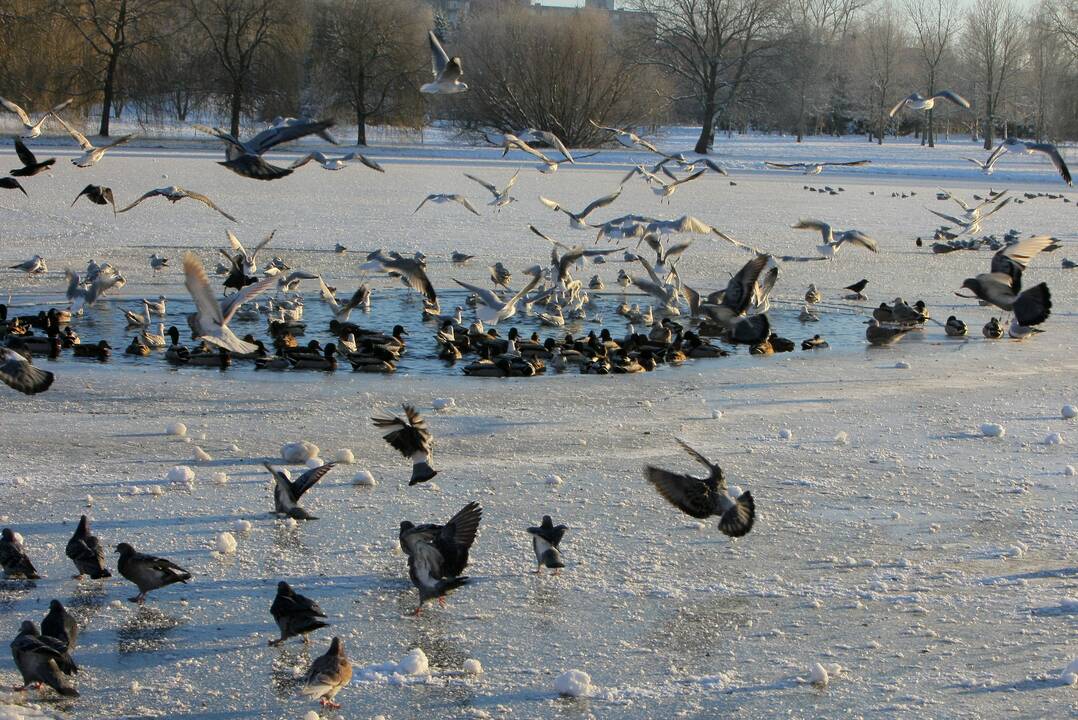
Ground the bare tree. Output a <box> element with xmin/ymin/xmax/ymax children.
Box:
<box><xmin>311</xmin><ymin>0</ymin><xmax>430</xmax><ymax>145</ymax></box>
<box><xmin>186</xmin><ymin>0</ymin><xmax>297</xmax><ymax>136</ymax></box>
<box><xmin>1044</xmin><ymin>0</ymin><xmax>1078</xmax><ymax>59</ymax></box>
<box><xmin>903</xmin><ymin>0</ymin><xmax>960</xmax><ymax>145</ymax></box>
<box><xmin>53</xmin><ymin>0</ymin><xmax>170</xmax><ymax>136</ymax></box>
<box><xmin>631</xmin><ymin>0</ymin><xmax>780</xmax><ymax>153</ymax></box>
<box><xmin>859</xmin><ymin>1</ymin><xmax>907</xmax><ymax>144</ymax></box>
<box><xmin>964</xmin><ymin>0</ymin><xmax>1025</xmax><ymax>148</ymax></box>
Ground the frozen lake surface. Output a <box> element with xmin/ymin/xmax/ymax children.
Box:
<box><xmin>0</xmin><ymin>131</ymin><xmax>1076</xmax><ymax>719</ymax></box>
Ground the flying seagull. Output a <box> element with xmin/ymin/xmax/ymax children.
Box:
<box><xmin>421</xmin><ymin>31</ymin><xmax>467</xmax><ymax>94</ymax></box>
<box><xmin>958</xmin><ymin>236</ymin><xmax>1054</xmax><ymax>327</ymax></box>
<box><xmin>50</xmin><ymin>113</ymin><xmax>134</xmax><ymax>167</ymax></box>
<box><xmin>454</xmin><ymin>266</ymin><xmax>543</xmax><ymax>325</ymax></box>
<box><xmin>71</xmin><ymin>184</ymin><xmax>115</xmax><ymax>212</ymax></box>
<box><xmin>650</xmin><ymin>168</ymin><xmax>705</xmax><ymax>201</ymax></box>
<box><xmin>926</xmin><ymin>196</ymin><xmax>1011</xmax><ymax>237</ymax></box>
<box><xmin>0</xmin><ymin>96</ymin><xmax>72</xmax><ymax>138</ymax></box>
<box><xmin>792</xmin><ymin>219</ymin><xmax>878</xmax><ymax>257</ymax></box>
<box><xmin>464</xmin><ymin>170</ymin><xmax>519</xmax><ymax>208</ymax></box>
<box><xmin>589</xmin><ymin>119</ymin><xmax>668</xmax><ymax>157</ymax></box>
<box><xmin>372</xmin><ymin>404</ymin><xmax>437</xmax><ymax>485</ymax></box>
<box><xmin>765</xmin><ymin>160</ymin><xmax>870</xmax><ymax>175</ymax></box>
<box><xmin>10</xmin><ymin>138</ymin><xmax>54</xmax><ymax>176</ymax></box>
<box><xmin>263</xmin><ymin>462</ymin><xmax>336</xmax><ymax>520</ymax></box>
<box><xmin>963</xmin><ymin>145</ymin><xmax>1007</xmax><ymax>175</ymax></box>
<box><xmin>193</xmin><ymin>118</ymin><xmax>336</xmax><ymax>180</ymax></box>
<box><xmin>361</xmin><ymin>250</ymin><xmax>437</xmax><ymax>306</ymax></box>
<box><xmin>414</xmin><ymin>193</ymin><xmax>480</xmax><ymax>216</ymax></box>
<box><xmin>697</xmin><ymin>254</ymin><xmax>776</xmax><ymax>344</ymax></box>
<box><xmin>118</xmin><ymin>186</ymin><xmax>237</xmax><ymax>222</ymax></box>
<box><xmin>289</xmin><ymin>152</ymin><xmax>384</xmax><ymax>172</ymax></box>
<box><xmin>517</xmin><ymin>128</ymin><xmax>574</xmax><ymax>162</ymax></box>
<box><xmin>539</xmin><ymin>187</ymin><xmax>621</xmax><ymax>229</ymax></box>
<box><xmin>644</xmin><ymin>438</ymin><xmax>755</xmax><ymax>537</ymax></box>
<box><xmin>538</xmin><ymin>150</ymin><xmax>598</xmax><ymax>174</ymax></box>
<box><xmin>888</xmin><ymin>90</ymin><xmax>970</xmax><ymax>117</ymax></box>
<box><xmin>994</xmin><ymin>137</ymin><xmax>1072</xmax><ymax>186</ymax></box>
<box><xmin>183</xmin><ymin>252</ymin><xmax>276</xmax><ymax>354</ymax></box>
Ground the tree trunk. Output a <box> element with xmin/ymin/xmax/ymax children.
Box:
<box><xmin>229</xmin><ymin>78</ymin><xmax>243</xmax><ymax>138</ymax></box>
<box><xmin>356</xmin><ymin>109</ymin><xmax>367</xmax><ymax>146</ymax></box>
<box><xmin>982</xmin><ymin>111</ymin><xmax>993</xmax><ymax>149</ymax></box>
<box><xmin>99</xmin><ymin>48</ymin><xmax>120</xmax><ymax>136</ymax></box>
<box><xmin>695</xmin><ymin>73</ymin><xmax>717</xmax><ymax>154</ymax></box>
<box><xmin>927</xmin><ymin>108</ymin><xmax>935</xmax><ymax>147</ymax></box>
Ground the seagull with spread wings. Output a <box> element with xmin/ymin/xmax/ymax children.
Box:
<box><xmin>289</xmin><ymin>152</ymin><xmax>383</xmax><ymax>172</ymax></box>
<box><xmin>926</xmin><ymin>196</ymin><xmax>1011</xmax><ymax>237</ymax></box>
<box><xmin>455</xmin><ymin>266</ymin><xmax>543</xmax><ymax>325</ymax></box>
<box><xmin>539</xmin><ymin>187</ymin><xmax>621</xmax><ymax>230</ymax></box>
<box><xmin>50</xmin><ymin>113</ymin><xmax>134</xmax><ymax>167</ymax></box>
<box><xmin>791</xmin><ymin>219</ymin><xmax>879</xmax><ymax>258</ymax></box>
<box><xmin>589</xmin><ymin>119</ymin><xmax>669</xmax><ymax>157</ymax></box>
<box><xmin>764</xmin><ymin>160</ymin><xmax>870</xmax><ymax>175</ymax></box>
<box><xmin>361</xmin><ymin>250</ymin><xmax>437</xmax><ymax>306</ymax></box>
<box><xmin>182</xmin><ymin>252</ymin><xmax>276</xmax><ymax>354</ymax></box>
<box><xmin>414</xmin><ymin>193</ymin><xmax>480</xmax><ymax>216</ymax></box>
<box><xmin>118</xmin><ymin>186</ymin><xmax>237</xmax><ymax>222</ymax></box>
<box><xmin>888</xmin><ymin>90</ymin><xmax>970</xmax><ymax>117</ymax></box>
<box><xmin>193</xmin><ymin>117</ymin><xmax>336</xmax><ymax>180</ymax></box>
<box><xmin>994</xmin><ymin>137</ymin><xmax>1072</xmax><ymax>186</ymax></box>
<box><xmin>697</xmin><ymin>254</ymin><xmax>776</xmax><ymax>344</ymax></box>
<box><xmin>0</xmin><ymin>96</ymin><xmax>72</xmax><ymax>138</ymax></box>
<box><xmin>421</xmin><ymin>31</ymin><xmax>467</xmax><ymax>94</ymax></box>
<box><xmin>464</xmin><ymin>170</ymin><xmax>519</xmax><ymax>208</ymax></box>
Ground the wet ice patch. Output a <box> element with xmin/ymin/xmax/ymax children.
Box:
<box><xmin>555</xmin><ymin>669</ymin><xmax>595</xmax><ymax>697</ymax></box>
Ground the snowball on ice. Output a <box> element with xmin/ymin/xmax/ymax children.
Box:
<box><xmin>711</xmin><ymin>408</ymin><xmax>723</xmax><ymax>419</ymax></box>
<box><xmin>149</xmin><ymin>484</ymin><xmax>164</xmax><ymax>496</ymax></box>
<box><xmin>281</xmin><ymin>441</ymin><xmax>319</xmax><ymax>464</ymax></box>
<box><xmin>332</xmin><ymin>449</ymin><xmax>355</xmax><ymax>464</ymax></box>
<box><xmin>462</xmin><ymin>658</ymin><xmax>483</xmax><ymax>675</ymax></box>
<box><xmin>306</xmin><ymin>458</ymin><xmax>325</xmax><ymax>469</ymax></box>
<box><xmin>193</xmin><ymin>446</ymin><xmax>212</xmax><ymax>461</ymax></box>
<box><xmin>216</xmin><ymin>531</ymin><xmax>237</xmax><ymax>554</ymax></box>
<box><xmin>546</xmin><ymin>474</ymin><xmax>564</xmax><ymax>487</ymax></box>
<box><xmin>284</xmin><ymin>518</ymin><xmax>298</xmax><ymax>529</ymax></box>
<box><xmin>1065</xmin><ymin>465</ymin><xmax>1076</xmax><ymax>477</ymax></box>
<box><xmin>980</xmin><ymin>423</ymin><xmax>1005</xmax><ymax>438</ymax></box>
<box><xmin>303</xmin><ymin>712</ymin><xmax>320</xmax><ymax>720</ymax></box>
<box><xmin>166</xmin><ymin>422</ymin><xmax>187</xmax><ymax>437</ymax></box>
<box><xmin>1045</xmin><ymin>432</ymin><xmax>1064</xmax><ymax>445</ymax></box>
<box><xmin>130</xmin><ymin>680</ymin><xmax>142</xmax><ymax>693</ymax></box>
<box><xmin>352</xmin><ymin>470</ymin><xmax>376</xmax><ymax>486</ymax></box>
<box><xmin>778</xmin><ymin>428</ymin><xmax>793</xmax><ymax>440</ymax></box>
<box><xmin>212</xmin><ymin>471</ymin><xmax>229</xmax><ymax>485</ymax></box>
<box><xmin>894</xmin><ymin>361</ymin><xmax>910</xmax><ymax>369</ymax></box>
<box><xmin>396</xmin><ymin>648</ymin><xmax>430</xmax><ymax>676</ymax></box>
<box><xmin>809</xmin><ymin>662</ymin><xmax>830</xmax><ymax>686</ymax></box>
<box><xmin>1062</xmin><ymin>405</ymin><xmax>1077</xmax><ymax>420</ymax></box>
<box><xmin>234</xmin><ymin>519</ymin><xmax>252</xmax><ymax>533</ymax></box>
<box><xmin>432</xmin><ymin>398</ymin><xmax>456</xmax><ymax>410</ymax></box>
<box><xmin>167</xmin><ymin>466</ymin><xmax>195</xmax><ymax>484</ymax></box>
<box><xmin>555</xmin><ymin>669</ymin><xmax>594</xmax><ymax>698</ymax></box>
<box><xmin>834</xmin><ymin>431</ymin><xmax>849</xmax><ymax>445</ymax></box>
<box><xmin>1063</xmin><ymin>658</ymin><xmax>1078</xmax><ymax>686</ymax></box>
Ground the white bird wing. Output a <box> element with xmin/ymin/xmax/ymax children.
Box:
<box><xmin>0</xmin><ymin>97</ymin><xmax>31</xmax><ymax>124</ymax></box>
<box><xmin>1027</xmin><ymin>143</ymin><xmax>1072</xmax><ymax>185</ymax></box>
<box><xmin>289</xmin><ymin>153</ymin><xmax>321</xmax><ymax>169</ymax></box>
<box><xmin>933</xmin><ymin>90</ymin><xmax>970</xmax><ymax>108</ymax></box>
<box><xmin>529</xmin><ymin>224</ymin><xmax>570</xmax><ymax>250</ymax></box>
<box><xmin>578</xmin><ymin>187</ymin><xmax>621</xmax><ymax>218</ymax></box>
<box><xmin>50</xmin><ymin>112</ymin><xmax>92</xmax><ymax>149</ymax></box>
<box><xmin>249</xmin><ymin>229</ymin><xmax>276</xmax><ymax>264</ymax></box>
<box><xmin>221</xmin><ymin>275</ymin><xmax>277</xmax><ymax>323</ymax></box>
<box><xmin>887</xmin><ymin>94</ymin><xmax>913</xmax><ymax>117</ymax></box>
<box><xmin>453</xmin><ymin>279</ymin><xmax>503</xmax><ymax>309</ymax></box>
<box><xmin>101</xmin><ymin>133</ymin><xmax>134</xmax><ymax>150</ymax></box>
<box><xmin>428</xmin><ymin>31</ymin><xmax>450</xmax><ymax>77</ymax></box>
<box><xmin>999</xmin><ymin>235</ymin><xmax>1055</xmax><ymax>269</ymax></box>
<box><xmin>464</xmin><ymin>173</ymin><xmax>498</xmax><ymax>197</ymax></box>
<box><xmin>183</xmin><ymin>252</ymin><xmax>225</xmax><ymax>330</ymax></box>
<box><xmin>791</xmin><ymin>219</ymin><xmax>832</xmax><ymax>243</ymax></box>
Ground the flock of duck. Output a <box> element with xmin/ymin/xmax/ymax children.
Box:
<box><xmin>0</xmin><ymin>64</ymin><xmax>1071</xmax><ymax>710</ymax></box>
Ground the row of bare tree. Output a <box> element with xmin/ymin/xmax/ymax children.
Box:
<box><xmin>1</xmin><ymin>0</ymin><xmax>1076</xmax><ymax>150</ymax></box>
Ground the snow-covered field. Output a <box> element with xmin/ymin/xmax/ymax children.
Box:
<box><xmin>0</xmin><ymin>128</ymin><xmax>1076</xmax><ymax>719</ymax></box>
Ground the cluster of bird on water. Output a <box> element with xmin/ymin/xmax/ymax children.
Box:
<box><xmin>0</xmin><ymin>398</ymin><xmax>752</xmax><ymax>708</ymax></box>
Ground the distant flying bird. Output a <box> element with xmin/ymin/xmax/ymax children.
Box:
<box><xmin>50</xmin><ymin>113</ymin><xmax>133</xmax><ymax>167</ymax></box>
<box><xmin>118</xmin><ymin>186</ymin><xmax>237</xmax><ymax>222</ymax></box>
<box><xmin>650</xmin><ymin>168</ymin><xmax>705</xmax><ymax>201</ymax></box>
<box><xmin>421</xmin><ymin>31</ymin><xmax>467</xmax><ymax>94</ymax></box>
<box><xmin>10</xmin><ymin>138</ymin><xmax>54</xmax><ymax>177</ymax></box>
<box><xmin>414</xmin><ymin>193</ymin><xmax>480</xmax><ymax>216</ymax></box>
<box><xmin>994</xmin><ymin>137</ymin><xmax>1072</xmax><ymax>186</ymax></box>
<box><xmin>183</xmin><ymin>252</ymin><xmax>276</xmax><ymax>354</ymax></box>
<box><xmin>193</xmin><ymin>118</ymin><xmax>336</xmax><ymax>180</ymax></box>
<box><xmin>0</xmin><ymin>177</ymin><xmax>27</xmax><ymax>196</ymax></box>
<box><xmin>962</xmin><ymin>145</ymin><xmax>1006</xmax><ymax>175</ymax></box>
<box><xmin>888</xmin><ymin>90</ymin><xmax>970</xmax><ymax>117</ymax></box>
<box><xmin>517</xmin><ymin>128</ymin><xmax>574</xmax><ymax>162</ymax></box>
<box><xmin>464</xmin><ymin>170</ymin><xmax>519</xmax><ymax>208</ymax></box>
<box><xmin>482</xmin><ymin>132</ymin><xmax>554</xmax><ymax>163</ymax></box>
<box><xmin>765</xmin><ymin>160</ymin><xmax>870</xmax><ymax>175</ymax></box>
<box><xmin>372</xmin><ymin>404</ymin><xmax>437</xmax><ymax>485</ymax></box>
<box><xmin>645</xmin><ymin>438</ymin><xmax>755</xmax><ymax>537</ymax></box>
<box><xmin>791</xmin><ymin>219</ymin><xmax>878</xmax><ymax>257</ymax></box>
<box><xmin>0</xmin><ymin>96</ymin><xmax>72</xmax><ymax>138</ymax></box>
<box><xmin>538</xmin><ymin>150</ymin><xmax>598</xmax><ymax>174</ymax></box>
<box><xmin>539</xmin><ymin>187</ymin><xmax>621</xmax><ymax>229</ymax></box>
<box><xmin>71</xmin><ymin>184</ymin><xmax>115</xmax><ymax>212</ymax></box>
<box><xmin>926</xmin><ymin>196</ymin><xmax>1011</xmax><ymax>236</ymax></box>
<box><xmin>289</xmin><ymin>152</ymin><xmax>384</xmax><ymax>172</ymax></box>
<box><xmin>589</xmin><ymin>119</ymin><xmax>667</xmax><ymax>156</ymax></box>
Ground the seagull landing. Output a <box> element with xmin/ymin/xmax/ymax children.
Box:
<box><xmin>539</xmin><ymin>187</ymin><xmax>621</xmax><ymax>230</ymax></box>
<box><xmin>791</xmin><ymin>219</ymin><xmax>878</xmax><ymax>257</ymax></box>
<box><xmin>421</xmin><ymin>31</ymin><xmax>467</xmax><ymax>94</ymax></box>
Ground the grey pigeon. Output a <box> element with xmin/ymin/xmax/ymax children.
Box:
<box><xmin>527</xmin><ymin>515</ymin><xmax>567</xmax><ymax>572</ymax></box>
<box><xmin>10</xmin><ymin>620</ymin><xmax>78</xmax><ymax>697</ymax></box>
<box><xmin>0</xmin><ymin>348</ymin><xmax>53</xmax><ymax>395</ymax></box>
<box><xmin>269</xmin><ymin>581</ymin><xmax>329</xmax><ymax>646</ymax></box>
<box><xmin>41</xmin><ymin>599</ymin><xmax>78</xmax><ymax>651</ymax></box>
<box><xmin>645</xmin><ymin>439</ymin><xmax>755</xmax><ymax>538</ymax></box>
<box><xmin>115</xmin><ymin>542</ymin><xmax>191</xmax><ymax>604</ymax></box>
<box><xmin>372</xmin><ymin>405</ymin><xmax>436</xmax><ymax>485</ymax></box>
<box><xmin>0</xmin><ymin>528</ymin><xmax>40</xmax><ymax>578</ymax></box>
<box><xmin>400</xmin><ymin>502</ymin><xmax>482</xmax><ymax>613</ymax></box>
<box><xmin>263</xmin><ymin>462</ymin><xmax>336</xmax><ymax>520</ymax></box>
<box><xmin>66</xmin><ymin>515</ymin><xmax>111</xmax><ymax>579</ymax></box>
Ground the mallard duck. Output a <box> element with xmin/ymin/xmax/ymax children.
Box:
<box><xmin>945</xmin><ymin>315</ymin><xmax>967</xmax><ymax>337</ymax></box>
<box><xmin>254</xmin><ymin>347</ymin><xmax>290</xmax><ymax>370</ymax></box>
<box><xmin>768</xmin><ymin>334</ymin><xmax>796</xmax><ymax>353</ymax></box>
<box><xmin>73</xmin><ymin>340</ymin><xmax>111</xmax><ymax>360</ymax></box>
<box><xmin>184</xmin><ymin>346</ymin><xmax>232</xmax><ymax>368</ymax></box>
<box><xmin>289</xmin><ymin>343</ymin><xmax>337</xmax><ymax>371</ymax></box>
<box><xmin>10</xmin><ymin>332</ymin><xmax>61</xmax><ymax>359</ymax></box>
<box><xmin>61</xmin><ymin>326</ymin><xmax>79</xmax><ymax>348</ymax></box>
<box><xmin>125</xmin><ymin>337</ymin><xmax>151</xmax><ymax>356</ymax></box>
<box><xmin>801</xmin><ymin>335</ymin><xmax>829</xmax><ymax>350</ymax></box>
<box><xmin>983</xmin><ymin>317</ymin><xmax>1004</xmax><ymax>339</ymax></box>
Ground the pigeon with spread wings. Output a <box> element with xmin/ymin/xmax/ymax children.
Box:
<box><xmin>372</xmin><ymin>404</ymin><xmax>437</xmax><ymax>485</ymax></box>
<box><xmin>118</xmin><ymin>186</ymin><xmax>237</xmax><ymax>222</ymax></box>
<box><xmin>193</xmin><ymin>117</ymin><xmax>336</xmax><ymax>180</ymax></box>
<box><xmin>263</xmin><ymin>462</ymin><xmax>336</xmax><ymax>520</ymax></box>
<box><xmin>959</xmin><ymin>236</ymin><xmax>1054</xmax><ymax>327</ymax></box>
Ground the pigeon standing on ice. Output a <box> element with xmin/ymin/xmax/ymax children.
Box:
<box><xmin>66</xmin><ymin>516</ymin><xmax>110</xmax><ymax>579</ymax></box>
<box><xmin>269</xmin><ymin>581</ymin><xmax>329</xmax><ymax>646</ymax></box>
<box><xmin>115</xmin><ymin>542</ymin><xmax>192</xmax><ymax>604</ymax></box>
<box><xmin>0</xmin><ymin>529</ymin><xmax>40</xmax><ymax>579</ymax></box>
<box><xmin>372</xmin><ymin>404</ymin><xmax>437</xmax><ymax>484</ymax></box>
<box><xmin>263</xmin><ymin>462</ymin><xmax>336</xmax><ymax>520</ymax></box>
<box><xmin>41</xmin><ymin>600</ymin><xmax>78</xmax><ymax>652</ymax></box>
<box><xmin>527</xmin><ymin>515</ymin><xmax>567</xmax><ymax>572</ymax></box>
<box><xmin>10</xmin><ymin>621</ymin><xmax>78</xmax><ymax>697</ymax></box>
<box><xmin>302</xmin><ymin>637</ymin><xmax>352</xmax><ymax>708</ymax></box>
<box><xmin>644</xmin><ymin>439</ymin><xmax>755</xmax><ymax>537</ymax></box>
<box><xmin>400</xmin><ymin>502</ymin><xmax>482</xmax><ymax>612</ymax></box>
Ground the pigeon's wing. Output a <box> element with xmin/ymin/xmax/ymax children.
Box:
<box><xmin>1027</xmin><ymin>143</ymin><xmax>1072</xmax><ymax>185</ymax></box>
<box><xmin>182</xmin><ymin>189</ymin><xmax>237</xmax><ymax>222</ymax></box>
<box><xmin>50</xmin><ymin>113</ymin><xmax>92</xmax><ymax>150</ymax></box>
<box><xmin>439</xmin><ymin>501</ymin><xmax>482</xmax><ymax>551</ymax></box>
<box><xmin>291</xmin><ymin>463</ymin><xmax>336</xmax><ymax>499</ymax></box>
<box><xmin>192</xmin><ymin>123</ymin><xmax>245</xmax><ymax>152</ymax></box>
<box><xmin>247</xmin><ymin>119</ymin><xmax>335</xmax><ymax>155</ymax></box>
<box><xmin>718</xmin><ymin>491</ymin><xmax>755</xmax><ymax>537</ymax></box>
<box><xmin>579</xmin><ymin>187</ymin><xmax>622</xmax><ymax>218</ymax></box>
<box><xmin>0</xmin><ymin>97</ymin><xmax>31</xmax><ymax>124</ymax></box>
<box><xmin>13</xmin><ymin>138</ymin><xmax>37</xmax><ymax>166</ymax></box>
<box><xmin>116</xmin><ymin>188</ymin><xmax>164</xmax><ymax>213</ymax></box>
<box><xmin>428</xmin><ymin>31</ymin><xmax>450</xmax><ymax>76</ymax></box>
<box><xmin>722</xmin><ymin>254</ymin><xmax>770</xmax><ymax>315</ymax></box>
<box><xmin>409</xmin><ymin>541</ymin><xmax>445</xmax><ymax>591</ymax></box>
<box><xmin>0</xmin><ymin>348</ymin><xmax>54</xmax><ymax>395</ymax></box>
<box><xmin>464</xmin><ymin>173</ymin><xmax>498</xmax><ymax>196</ymax></box>
<box><xmin>644</xmin><ymin>465</ymin><xmax>720</xmax><ymax>519</ymax></box>
<box><xmin>992</xmin><ymin>235</ymin><xmax>1055</xmax><ymax>273</ymax></box>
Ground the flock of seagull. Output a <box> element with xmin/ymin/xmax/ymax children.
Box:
<box><xmin>0</xmin><ymin>35</ymin><xmax>1072</xmax><ymax>710</ymax></box>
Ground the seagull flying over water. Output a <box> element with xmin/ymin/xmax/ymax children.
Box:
<box><xmin>421</xmin><ymin>31</ymin><xmax>467</xmax><ymax>94</ymax></box>
<box><xmin>0</xmin><ymin>96</ymin><xmax>72</xmax><ymax>138</ymax></box>
<box><xmin>183</xmin><ymin>252</ymin><xmax>276</xmax><ymax>354</ymax></box>
<box><xmin>455</xmin><ymin>266</ymin><xmax>543</xmax><ymax>325</ymax></box>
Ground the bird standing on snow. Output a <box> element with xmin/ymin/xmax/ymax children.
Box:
<box><xmin>302</xmin><ymin>637</ymin><xmax>352</xmax><ymax>708</ymax></box>
<box><xmin>644</xmin><ymin>439</ymin><xmax>755</xmax><ymax>537</ymax></box>
<box><xmin>269</xmin><ymin>581</ymin><xmax>329</xmax><ymax>646</ymax></box>
<box><xmin>527</xmin><ymin>516</ymin><xmax>567</xmax><ymax>572</ymax></box>
<box><xmin>373</xmin><ymin>404</ymin><xmax>437</xmax><ymax>484</ymax></box>
<box><xmin>0</xmin><ymin>529</ymin><xmax>40</xmax><ymax>578</ymax></box>
<box><xmin>41</xmin><ymin>600</ymin><xmax>78</xmax><ymax>652</ymax></box>
<box><xmin>115</xmin><ymin>542</ymin><xmax>192</xmax><ymax>604</ymax></box>
<box><xmin>263</xmin><ymin>462</ymin><xmax>336</xmax><ymax>520</ymax></box>
<box><xmin>400</xmin><ymin>502</ymin><xmax>482</xmax><ymax>613</ymax></box>
<box><xmin>888</xmin><ymin>90</ymin><xmax>970</xmax><ymax>117</ymax></box>
<box><xmin>66</xmin><ymin>515</ymin><xmax>110</xmax><ymax>579</ymax></box>
<box><xmin>10</xmin><ymin>621</ymin><xmax>78</xmax><ymax>697</ymax></box>
<box><xmin>421</xmin><ymin>31</ymin><xmax>467</xmax><ymax>94</ymax></box>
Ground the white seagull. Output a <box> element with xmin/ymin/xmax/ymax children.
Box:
<box><xmin>464</xmin><ymin>170</ymin><xmax>519</xmax><ymax>208</ymax></box>
<box><xmin>182</xmin><ymin>252</ymin><xmax>276</xmax><ymax>354</ymax></box>
<box><xmin>539</xmin><ymin>187</ymin><xmax>621</xmax><ymax>229</ymax></box>
<box><xmin>421</xmin><ymin>31</ymin><xmax>467</xmax><ymax>94</ymax></box>
<box><xmin>0</xmin><ymin>97</ymin><xmax>72</xmax><ymax>138</ymax></box>
<box><xmin>454</xmin><ymin>266</ymin><xmax>543</xmax><ymax>325</ymax></box>
<box><xmin>994</xmin><ymin>138</ymin><xmax>1072</xmax><ymax>186</ymax></box>
<box><xmin>50</xmin><ymin>113</ymin><xmax>134</xmax><ymax>167</ymax></box>
<box><xmin>118</xmin><ymin>186</ymin><xmax>237</xmax><ymax>222</ymax></box>
<box><xmin>765</xmin><ymin>160</ymin><xmax>870</xmax><ymax>175</ymax></box>
<box><xmin>289</xmin><ymin>152</ymin><xmax>384</xmax><ymax>172</ymax></box>
<box><xmin>791</xmin><ymin>219</ymin><xmax>879</xmax><ymax>258</ymax></box>
<box><xmin>888</xmin><ymin>90</ymin><xmax>970</xmax><ymax>117</ymax></box>
<box><xmin>414</xmin><ymin>193</ymin><xmax>480</xmax><ymax>216</ymax></box>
